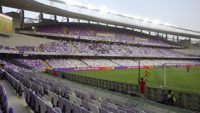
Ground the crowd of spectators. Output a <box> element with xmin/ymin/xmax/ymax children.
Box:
<box><xmin>16</xmin><ymin>46</ymin><xmax>37</xmax><ymax>52</ymax></box>
<box><xmin>111</xmin><ymin>59</ymin><xmax>139</xmax><ymax>66</ymax></box>
<box><xmin>0</xmin><ymin>60</ymin><xmax>30</xmax><ymax>72</ymax></box>
<box><xmin>20</xmin><ymin>25</ymin><xmax>175</xmax><ymax>47</ymax></box>
<box><xmin>47</xmin><ymin>59</ymin><xmax>88</xmax><ymax>68</ymax></box>
<box><xmin>39</xmin><ymin>40</ymin><xmax>187</xmax><ymax>58</ymax></box>
<box><xmin>0</xmin><ymin>45</ymin><xmax>16</xmax><ymax>52</ymax></box>
<box><xmin>1</xmin><ymin>41</ymin><xmax>187</xmax><ymax>58</ymax></box>
<box><xmin>82</xmin><ymin>59</ymin><xmax>118</xmax><ymax>67</ymax></box>
<box><xmin>17</xmin><ymin>59</ymin><xmax>45</xmax><ymax>71</ymax></box>
<box><xmin>39</xmin><ymin>40</ymin><xmax>78</xmax><ymax>54</ymax></box>
<box><xmin>1</xmin><ymin>58</ymin><xmax>199</xmax><ymax>71</ymax></box>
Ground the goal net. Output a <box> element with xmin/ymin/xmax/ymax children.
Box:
<box><xmin>161</xmin><ymin>62</ymin><xmax>200</xmax><ymax>92</ymax></box>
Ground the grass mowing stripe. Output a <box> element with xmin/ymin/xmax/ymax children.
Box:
<box><xmin>66</xmin><ymin>67</ymin><xmax>200</xmax><ymax>94</ymax></box>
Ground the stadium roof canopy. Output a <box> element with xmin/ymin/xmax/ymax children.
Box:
<box><xmin>1</xmin><ymin>0</ymin><xmax>200</xmax><ymax>39</ymax></box>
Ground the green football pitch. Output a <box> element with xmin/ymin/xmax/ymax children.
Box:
<box><xmin>66</xmin><ymin>67</ymin><xmax>200</xmax><ymax>94</ymax></box>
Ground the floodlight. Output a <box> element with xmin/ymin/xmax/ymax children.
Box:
<box><xmin>32</xmin><ymin>26</ymin><xmax>35</xmax><ymax>30</ymax></box>
<box><xmin>74</xmin><ymin>2</ymin><xmax>83</xmax><ymax>7</ymax></box>
<box><xmin>162</xmin><ymin>23</ymin><xmax>171</xmax><ymax>26</ymax></box>
<box><xmin>64</xmin><ymin>0</ymin><xmax>73</xmax><ymax>5</ymax></box>
<box><xmin>110</xmin><ymin>10</ymin><xmax>119</xmax><ymax>15</ymax></box>
<box><xmin>100</xmin><ymin>6</ymin><xmax>109</xmax><ymax>13</ymax></box>
<box><xmin>152</xmin><ymin>19</ymin><xmax>161</xmax><ymax>25</ymax></box>
<box><xmin>64</xmin><ymin>0</ymin><xmax>82</xmax><ymax>7</ymax></box>
<box><xmin>87</xmin><ymin>4</ymin><xmax>95</xmax><ymax>10</ymax></box>
<box><xmin>133</xmin><ymin>16</ymin><xmax>141</xmax><ymax>20</ymax></box>
<box><xmin>123</xmin><ymin>14</ymin><xmax>133</xmax><ymax>18</ymax></box>
<box><xmin>143</xmin><ymin>18</ymin><xmax>149</xmax><ymax>23</ymax></box>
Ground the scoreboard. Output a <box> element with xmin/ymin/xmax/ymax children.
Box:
<box><xmin>0</xmin><ymin>14</ymin><xmax>13</xmax><ymax>36</ymax></box>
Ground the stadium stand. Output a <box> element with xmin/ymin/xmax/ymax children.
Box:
<box><xmin>2</xmin><ymin>58</ymin><xmax>197</xmax><ymax>71</ymax></box>
<box><xmin>47</xmin><ymin>59</ymin><xmax>88</xmax><ymax>68</ymax></box>
<box><xmin>0</xmin><ymin>40</ymin><xmax>192</xmax><ymax>58</ymax></box>
<box><xmin>0</xmin><ymin>83</ymin><xmax>10</xmax><ymax>113</ymax></box>
<box><xmin>1</xmin><ymin>0</ymin><xmax>200</xmax><ymax>112</ymax></box>
<box><xmin>17</xmin><ymin>59</ymin><xmax>46</xmax><ymax>71</ymax></box>
<box><xmin>6</xmin><ymin>66</ymin><xmax>176</xmax><ymax>113</ymax></box>
<box><xmin>20</xmin><ymin>24</ymin><xmax>176</xmax><ymax>47</ymax></box>
<box><xmin>82</xmin><ymin>59</ymin><xmax>118</xmax><ymax>67</ymax></box>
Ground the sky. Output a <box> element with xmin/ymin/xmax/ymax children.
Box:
<box><xmin>3</xmin><ymin>0</ymin><xmax>200</xmax><ymax>31</ymax></box>
<box><xmin>76</xmin><ymin>0</ymin><xmax>200</xmax><ymax>31</ymax></box>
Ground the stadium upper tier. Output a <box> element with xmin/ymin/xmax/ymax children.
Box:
<box><xmin>0</xmin><ymin>39</ymin><xmax>193</xmax><ymax>58</ymax></box>
<box><xmin>19</xmin><ymin>24</ymin><xmax>178</xmax><ymax>48</ymax></box>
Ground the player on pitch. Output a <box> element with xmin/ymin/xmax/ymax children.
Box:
<box><xmin>144</xmin><ymin>67</ymin><xmax>150</xmax><ymax>81</ymax></box>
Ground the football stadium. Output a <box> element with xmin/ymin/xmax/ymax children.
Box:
<box><xmin>0</xmin><ymin>0</ymin><xmax>200</xmax><ymax>113</ymax></box>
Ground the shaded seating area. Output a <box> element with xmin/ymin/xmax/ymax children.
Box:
<box><xmin>0</xmin><ymin>83</ymin><xmax>15</xmax><ymax>113</ymax></box>
<box><xmin>5</xmin><ymin>69</ymin><xmax>147</xmax><ymax>113</ymax></box>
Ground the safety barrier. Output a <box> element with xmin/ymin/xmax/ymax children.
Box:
<box><xmin>46</xmin><ymin>69</ymin><xmax>200</xmax><ymax>111</ymax></box>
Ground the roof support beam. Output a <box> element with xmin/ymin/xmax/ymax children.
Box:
<box><xmin>54</xmin><ymin>15</ymin><xmax>57</xmax><ymax>22</ymax></box>
<box><xmin>20</xmin><ymin>9</ymin><xmax>24</xmax><ymax>28</ymax></box>
<box><xmin>39</xmin><ymin>12</ymin><xmax>43</xmax><ymax>23</ymax></box>
<box><xmin>177</xmin><ymin>36</ymin><xmax>179</xmax><ymax>42</ymax></box>
<box><xmin>0</xmin><ymin>6</ymin><xmax>2</xmax><ymax>13</ymax></box>
<box><xmin>165</xmin><ymin>34</ymin><xmax>168</xmax><ymax>40</ymax></box>
<box><xmin>189</xmin><ymin>37</ymin><xmax>191</xmax><ymax>44</ymax></box>
<box><xmin>173</xmin><ymin>36</ymin><xmax>175</xmax><ymax>42</ymax></box>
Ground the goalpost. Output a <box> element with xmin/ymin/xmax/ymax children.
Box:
<box><xmin>161</xmin><ymin>62</ymin><xmax>200</xmax><ymax>88</ymax></box>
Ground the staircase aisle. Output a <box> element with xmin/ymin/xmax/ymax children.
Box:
<box><xmin>0</xmin><ymin>80</ymin><xmax>33</xmax><ymax>113</ymax></box>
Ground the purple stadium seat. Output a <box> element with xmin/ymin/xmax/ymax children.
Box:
<box><xmin>127</xmin><ymin>109</ymin><xmax>138</xmax><ymax>113</ymax></box>
<box><xmin>109</xmin><ymin>107</ymin><xmax>119</xmax><ymax>113</ymax></box>
<box><xmin>101</xmin><ymin>103</ymin><xmax>109</xmax><ymax>110</ymax></box>
<box><xmin>81</xmin><ymin>107</ymin><xmax>92</xmax><ymax>113</ymax></box>
<box><xmin>38</xmin><ymin>97</ymin><xmax>47</xmax><ymax>113</ymax></box>
<box><xmin>46</xmin><ymin>105</ymin><xmax>55</xmax><ymax>113</ymax></box>
<box><xmin>117</xmin><ymin>106</ymin><xmax>126</xmax><ymax>111</ymax></box>
<box><xmin>53</xmin><ymin>107</ymin><xmax>62</xmax><ymax>113</ymax></box>
<box><xmin>72</xmin><ymin>103</ymin><xmax>82</xmax><ymax>113</ymax></box>
<box><xmin>35</xmin><ymin>95</ymin><xmax>40</xmax><ymax>113</ymax></box>
<box><xmin>82</xmin><ymin>100</ymin><xmax>90</xmax><ymax>110</ymax></box>
<box><xmin>119</xmin><ymin>110</ymin><xmax>126</xmax><ymax>113</ymax></box>
<box><xmin>57</xmin><ymin>96</ymin><xmax>65</xmax><ymax>111</ymax></box>
<box><xmin>64</xmin><ymin>98</ymin><xmax>73</xmax><ymax>113</ymax></box>
<box><xmin>99</xmin><ymin>107</ymin><xmax>111</xmax><ymax>113</ymax></box>
<box><xmin>52</xmin><ymin>92</ymin><xmax>58</xmax><ymax>107</ymax></box>
<box><xmin>87</xmin><ymin>102</ymin><xmax>99</xmax><ymax>113</ymax></box>
<box><xmin>8</xmin><ymin>107</ymin><xmax>15</xmax><ymax>113</ymax></box>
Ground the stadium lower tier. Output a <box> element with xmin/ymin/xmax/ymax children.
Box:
<box><xmin>5</xmin><ymin>68</ymin><xmax>156</xmax><ymax>113</ymax></box>
<box><xmin>0</xmin><ymin>83</ymin><xmax>14</xmax><ymax>113</ymax></box>
<box><xmin>3</xmin><ymin>62</ymin><xmax>200</xmax><ymax>112</ymax></box>
<box><xmin>1</xmin><ymin>59</ymin><xmax>199</xmax><ymax>72</ymax></box>
<box><xmin>1</xmin><ymin>58</ymin><xmax>200</xmax><ymax>112</ymax></box>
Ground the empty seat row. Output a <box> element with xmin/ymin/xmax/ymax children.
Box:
<box><xmin>0</xmin><ymin>83</ymin><xmax>15</xmax><ymax>113</ymax></box>
<box><xmin>5</xmin><ymin>73</ymin><xmax>23</xmax><ymax>96</ymax></box>
<box><xmin>6</xmin><ymin>69</ymin><xmax>146</xmax><ymax>113</ymax></box>
<box><xmin>23</xmin><ymin>86</ymin><xmax>62</xmax><ymax>113</ymax></box>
